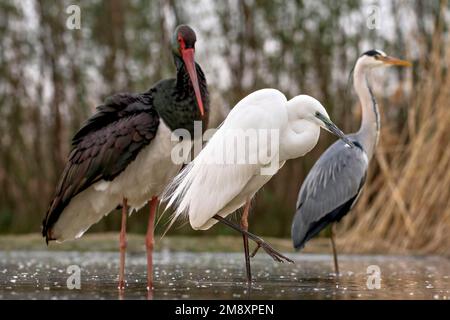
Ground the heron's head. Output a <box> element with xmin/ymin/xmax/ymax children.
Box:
<box><xmin>171</xmin><ymin>25</ymin><xmax>204</xmax><ymax>116</ymax></box>
<box><xmin>289</xmin><ymin>95</ymin><xmax>355</xmax><ymax>148</ymax></box>
<box><xmin>357</xmin><ymin>49</ymin><xmax>412</xmax><ymax>69</ymax></box>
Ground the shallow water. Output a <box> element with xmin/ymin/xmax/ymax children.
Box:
<box><xmin>0</xmin><ymin>251</ymin><xmax>448</xmax><ymax>299</ymax></box>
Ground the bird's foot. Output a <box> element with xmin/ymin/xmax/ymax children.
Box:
<box><xmin>250</xmin><ymin>244</ymin><xmax>260</xmax><ymax>258</ymax></box>
<box><xmin>213</xmin><ymin>214</ymin><xmax>293</xmax><ymax>264</ymax></box>
<box><xmin>250</xmin><ymin>237</ymin><xmax>294</xmax><ymax>263</ymax></box>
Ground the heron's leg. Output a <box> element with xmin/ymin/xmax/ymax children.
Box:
<box><xmin>214</xmin><ymin>215</ymin><xmax>294</xmax><ymax>264</ymax></box>
<box><xmin>241</xmin><ymin>198</ymin><xmax>251</xmax><ymax>284</ymax></box>
<box><xmin>330</xmin><ymin>224</ymin><xmax>340</xmax><ymax>275</ymax></box>
<box><xmin>118</xmin><ymin>197</ymin><xmax>128</xmax><ymax>290</ymax></box>
<box><xmin>146</xmin><ymin>196</ymin><xmax>158</xmax><ymax>291</ymax></box>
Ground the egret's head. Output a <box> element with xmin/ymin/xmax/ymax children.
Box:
<box><xmin>290</xmin><ymin>95</ymin><xmax>355</xmax><ymax>148</ymax></box>
<box><xmin>357</xmin><ymin>49</ymin><xmax>412</xmax><ymax>69</ymax></box>
<box><xmin>171</xmin><ymin>25</ymin><xmax>204</xmax><ymax>116</ymax></box>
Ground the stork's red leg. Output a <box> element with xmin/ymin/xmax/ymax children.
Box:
<box><xmin>146</xmin><ymin>196</ymin><xmax>158</xmax><ymax>290</ymax></box>
<box><xmin>118</xmin><ymin>198</ymin><xmax>128</xmax><ymax>290</ymax></box>
<box><xmin>241</xmin><ymin>198</ymin><xmax>251</xmax><ymax>284</ymax></box>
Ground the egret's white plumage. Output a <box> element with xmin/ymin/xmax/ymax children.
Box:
<box><xmin>163</xmin><ymin>88</ymin><xmax>350</xmax><ymax>231</ymax></box>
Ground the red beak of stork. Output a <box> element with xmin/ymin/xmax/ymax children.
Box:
<box><xmin>181</xmin><ymin>47</ymin><xmax>205</xmax><ymax>117</ymax></box>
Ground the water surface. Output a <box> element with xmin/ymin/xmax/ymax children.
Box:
<box><xmin>0</xmin><ymin>251</ymin><xmax>448</xmax><ymax>299</ymax></box>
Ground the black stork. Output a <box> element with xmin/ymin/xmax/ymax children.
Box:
<box><xmin>42</xmin><ymin>25</ymin><xmax>209</xmax><ymax>290</ymax></box>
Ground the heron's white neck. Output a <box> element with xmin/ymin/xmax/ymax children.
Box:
<box><xmin>353</xmin><ymin>62</ymin><xmax>380</xmax><ymax>159</ymax></box>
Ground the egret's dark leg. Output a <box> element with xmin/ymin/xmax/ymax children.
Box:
<box><xmin>146</xmin><ymin>196</ymin><xmax>158</xmax><ymax>291</ymax></box>
<box><xmin>118</xmin><ymin>198</ymin><xmax>128</xmax><ymax>290</ymax></box>
<box><xmin>330</xmin><ymin>224</ymin><xmax>340</xmax><ymax>275</ymax></box>
<box><xmin>241</xmin><ymin>199</ymin><xmax>251</xmax><ymax>284</ymax></box>
<box><xmin>214</xmin><ymin>215</ymin><xmax>294</xmax><ymax>264</ymax></box>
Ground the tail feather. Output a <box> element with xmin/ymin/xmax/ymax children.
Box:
<box><xmin>160</xmin><ymin>161</ymin><xmax>196</xmax><ymax>237</ymax></box>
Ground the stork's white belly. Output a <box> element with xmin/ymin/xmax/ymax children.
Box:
<box><xmin>194</xmin><ymin>161</ymin><xmax>286</xmax><ymax>230</ymax></box>
<box><xmin>52</xmin><ymin>121</ymin><xmax>192</xmax><ymax>241</ymax></box>
<box><xmin>108</xmin><ymin>122</ymin><xmax>190</xmax><ymax>210</ymax></box>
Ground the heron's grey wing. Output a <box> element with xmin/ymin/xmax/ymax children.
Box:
<box><xmin>292</xmin><ymin>139</ymin><xmax>368</xmax><ymax>249</ymax></box>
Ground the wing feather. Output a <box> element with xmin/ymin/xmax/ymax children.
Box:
<box><xmin>163</xmin><ymin>89</ymin><xmax>287</xmax><ymax>231</ymax></box>
<box><xmin>43</xmin><ymin>93</ymin><xmax>159</xmax><ymax>241</ymax></box>
<box><xmin>292</xmin><ymin>138</ymin><xmax>368</xmax><ymax>249</ymax></box>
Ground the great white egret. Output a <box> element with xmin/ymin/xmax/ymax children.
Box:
<box><xmin>163</xmin><ymin>88</ymin><xmax>354</xmax><ymax>283</ymax></box>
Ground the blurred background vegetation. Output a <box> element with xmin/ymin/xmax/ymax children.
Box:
<box><xmin>0</xmin><ymin>0</ymin><xmax>448</xmax><ymax>254</ymax></box>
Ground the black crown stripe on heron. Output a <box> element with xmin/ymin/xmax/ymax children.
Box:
<box><xmin>42</xmin><ymin>25</ymin><xmax>209</xmax><ymax>291</ymax></box>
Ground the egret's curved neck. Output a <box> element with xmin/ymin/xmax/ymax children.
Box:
<box><xmin>353</xmin><ymin>62</ymin><xmax>380</xmax><ymax>159</ymax></box>
<box><xmin>281</xmin><ymin>103</ymin><xmax>320</xmax><ymax>161</ymax></box>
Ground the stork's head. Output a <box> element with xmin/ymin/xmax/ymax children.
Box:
<box><xmin>357</xmin><ymin>49</ymin><xmax>412</xmax><ymax>69</ymax></box>
<box><xmin>172</xmin><ymin>25</ymin><xmax>197</xmax><ymax>55</ymax></box>
<box><xmin>288</xmin><ymin>95</ymin><xmax>355</xmax><ymax>148</ymax></box>
<box><xmin>171</xmin><ymin>25</ymin><xmax>204</xmax><ymax>116</ymax></box>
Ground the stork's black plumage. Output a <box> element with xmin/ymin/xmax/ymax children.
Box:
<box><xmin>42</xmin><ymin>26</ymin><xmax>209</xmax><ymax>242</ymax></box>
<box><xmin>42</xmin><ymin>93</ymin><xmax>160</xmax><ymax>241</ymax></box>
<box><xmin>41</xmin><ymin>25</ymin><xmax>209</xmax><ymax>290</ymax></box>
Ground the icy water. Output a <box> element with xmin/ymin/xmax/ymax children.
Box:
<box><xmin>0</xmin><ymin>251</ymin><xmax>448</xmax><ymax>299</ymax></box>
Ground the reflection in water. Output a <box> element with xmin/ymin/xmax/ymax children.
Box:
<box><xmin>0</xmin><ymin>251</ymin><xmax>448</xmax><ymax>299</ymax></box>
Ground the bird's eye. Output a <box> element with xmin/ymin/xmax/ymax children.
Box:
<box><xmin>177</xmin><ymin>36</ymin><xmax>185</xmax><ymax>49</ymax></box>
<box><xmin>315</xmin><ymin>111</ymin><xmax>320</xmax><ymax>116</ymax></box>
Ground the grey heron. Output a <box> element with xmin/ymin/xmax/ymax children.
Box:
<box><xmin>291</xmin><ymin>50</ymin><xmax>411</xmax><ymax>274</ymax></box>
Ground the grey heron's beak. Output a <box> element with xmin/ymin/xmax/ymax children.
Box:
<box><xmin>378</xmin><ymin>55</ymin><xmax>412</xmax><ymax>67</ymax></box>
<box><xmin>315</xmin><ymin>113</ymin><xmax>355</xmax><ymax>148</ymax></box>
